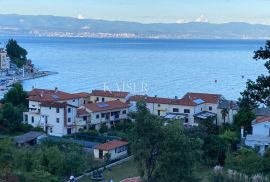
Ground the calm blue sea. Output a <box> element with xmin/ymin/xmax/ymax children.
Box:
<box><xmin>0</xmin><ymin>37</ymin><xmax>267</xmax><ymax>100</ymax></box>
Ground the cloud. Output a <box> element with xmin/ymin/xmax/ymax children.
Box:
<box><xmin>196</xmin><ymin>15</ymin><xmax>208</xmax><ymax>23</ymax></box>
<box><xmin>77</xmin><ymin>14</ymin><xmax>85</xmax><ymax>20</ymax></box>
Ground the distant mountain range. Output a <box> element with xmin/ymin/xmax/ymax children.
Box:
<box><xmin>1</xmin><ymin>14</ymin><xmax>270</xmax><ymax>39</ymax></box>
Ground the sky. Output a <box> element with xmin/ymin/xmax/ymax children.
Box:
<box><xmin>0</xmin><ymin>0</ymin><xmax>270</xmax><ymax>24</ymax></box>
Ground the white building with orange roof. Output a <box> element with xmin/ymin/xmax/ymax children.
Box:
<box><xmin>93</xmin><ymin>140</ymin><xmax>128</xmax><ymax>160</ymax></box>
<box><xmin>245</xmin><ymin>117</ymin><xmax>270</xmax><ymax>154</ymax></box>
<box><xmin>80</xmin><ymin>100</ymin><xmax>129</xmax><ymax>129</ymax></box>
<box><xmin>90</xmin><ymin>90</ymin><xmax>129</xmax><ymax>103</ymax></box>
<box><xmin>129</xmin><ymin>92</ymin><xmax>238</xmax><ymax>126</ymax></box>
<box><xmin>23</xmin><ymin>87</ymin><xmax>91</xmax><ymax>136</ymax></box>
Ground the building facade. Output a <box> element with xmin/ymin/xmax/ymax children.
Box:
<box><xmin>245</xmin><ymin>117</ymin><xmax>270</xmax><ymax>154</ymax></box>
<box><xmin>24</xmin><ymin>88</ymin><xmax>91</xmax><ymax>136</ymax></box>
<box><xmin>0</xmin><ymin>49</ymin><xmax>10</xmax><ymax>70</ymax></box>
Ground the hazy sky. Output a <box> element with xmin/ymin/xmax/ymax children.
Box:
<box><xmin>0</xmin><ymin>0</ymin><xmax>270</xmax><ymax>24</ymax></box>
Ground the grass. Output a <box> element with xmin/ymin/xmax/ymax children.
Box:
<box><xmin>78</xmin><ymin>159</ymin><xmax>139</xmax><ymax>182</ymax></box>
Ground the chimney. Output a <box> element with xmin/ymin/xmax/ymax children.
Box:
<box><xmin>54</xmin><ymin>87</ymin><xmax>58</xmax><ymax>93</ymax></box>
<box><xmin>175</xmin><ymin>96</ymin><xmax>178</xmax><ymax>100</ymax></box>
<box><xmin>40</xmin><ymin>91</ymin><xmax>44</xmax><ymax>98</ymax></box>
<box><xmin>241</xmin><ymin>126</ymin><xmax>245</xmax><ymax>139</ymax></box>
<box><xmin>155</xmin><ymin>95</ymin><xmax>157</xmax><ymax>98</ymax></box>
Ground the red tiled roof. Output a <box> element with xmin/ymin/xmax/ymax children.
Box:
<box><xmin>91</xmin><ymin>90</ymin><xmax>129</xmax><ymax>98</ymax></box>
<box><xmin>77</xmin><ymin>108</ymin><xmax>89</xmax><ymax>116</ymax></box>
<box><xmin>85</xmin><ymin>100</ymin><xmax>129</xmax><ymax>112</ymax></box>
<box><xmin>28</xmin><ymin>89</ymin><xmax>90</xmax><ymax>102</ymax></box>
<box><xmin>182</xmin><ymin>92</ymin><xmax>222</xmax><ymax>104</ymax></box>
<box><xmin>40</xmin><ymin>101</ymin><xmax>76</xmax><ymax>108</ymax></box>
<box><xmin>254</xmin><ymin>116</ymin><xmax>270</xmax><ymax>124</ymax></box>
<box><xmin>120</xmin><ymin>177</ymin><xmax>143</xmax><ymax>182</ymax></box>
<box><xmin>129</xmin><ymin>95</ymin><xmax>176</xmax><ymax>105</ymax></box>
<box><xmin>94</xmin><ymin>140</ymin><xmax>128</xmax><ymax>151</ymax></box>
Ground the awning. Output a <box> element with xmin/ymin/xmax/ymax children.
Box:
<box><xmin>194</xmin><ymin>111</ymin><xmax>217</xmax><ymax>119</ymax></box>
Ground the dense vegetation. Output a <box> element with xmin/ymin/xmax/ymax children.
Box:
<box><xmin>0</xmin><ymin>139</ymin><xmax>97</xmax><ymax>182</ymax></box>
<box><xmin>0</xmin><ymin>83</ymin><xmax>33</xmax><ymax>134</ymax></box>
<box><xmin>6</xmin><ymin>39</ymin><xmax>28</xmax><ymax>68</ymax></box>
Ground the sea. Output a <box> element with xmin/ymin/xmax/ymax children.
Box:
<box><xmin>0</xmin><ymin>36</ymin><xmax>267</xmax><ymax>100</ymax></box>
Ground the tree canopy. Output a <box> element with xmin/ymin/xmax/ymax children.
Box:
<box><xmin>241</xmin><ymin>40</ymin><xmax>270</xmax><ymax>108</ymax></box>
<box><xmin>131</xmin><ymin>100</ymin><xmax>202</xmax><ymax>182</ymax></box>
<box><xmin>6</xmin><ymin>39</ymin><xmax>28</xmax><ymax>68</ymax></box>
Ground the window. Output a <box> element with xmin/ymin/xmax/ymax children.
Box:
<box><xmin>49</xmin><ymin>107</ymin><xmax>52</xmax><ymax>110</ymax></box>
<box><xmin>102</xmin><ymin>98</ymin><xmax>105</xmax><ymax>102</ymax></box>
<box><xmin>158</xmin><ymin>104</ymin><xmax>161</xmax><ymax>107</ymax></box>
<box><xmin>101</xmin><ymin>113</ymin><xmax>105</xmax><ymax>118</ymax></box>
<box><xmin>24</xmin><ymin>114</ymin><xmax>28</xmax><ymax>122</ymax></box>
<box><xmin>209</xmin><ymin>106</ymin><xmax>212</xmax><ymax>111</ymax></box>
<box><xmin>185</xmin><ymin>118</ymin><xmax>189</xmax><ymax>123</ymax></box>
<box><xmin>73</xmin><ymin>100</ymin><xmax>75</xmax><ymax>102</ymax></box>
<box><xmin>184</xmin><ymin>109</ymin><xmax>190</xmax><ymax>114</ymax></box>
<box><xmin>83</xmin><ymin>116</ymin><xmax>87</xmax><ymax>121</ymax></box>
<box><xmin>50</xmin><ymin>128</ymin><xmax>53</xmax><ymax>133</ymax></box>
<box><xmin>96</xmin><ymin>97</ymin><xmax>99</xmax><ymax>101</ymax></box>
<box><xmin>56</xmin><ymin>108</ymin><xmax>60</xmax><ymax>113</ymax></box>
<box><xmin>83</xmin><ymin>100</ymin><xmax>86</xmax><ymax>104</ymax></box>
<box><xmin>96</xmin><ymin>114</ymin><xmax>100</xmax><ymax>119</ymax></box>
<box><xmin>122</xmin><ymin>110</ymin><xmax>126</xmax><ymax>114</ymax></box>
<box><xmin>31</xmin><ymin>116</ymin><xmax>34</xmax><ymax>123</ymax></box>
<box><xmin>56</xmin><ymin>118</ymin><xmax>60</xmax><ymax>123</ymax></box>
<box><xmin>68</xmin><ymin>117</ymin><xmax>71</xmax><ymax>122</ymax></box>
<box><xmin>68</xmin><ymin>108</ymin><xmax>71</xmax><ymax>113</ymax></box>
<box><xmin>173</xmin><ymin>108</ymin><xmax>179</xmax><ymax>113</ymax></box>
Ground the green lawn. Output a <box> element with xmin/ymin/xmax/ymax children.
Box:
<box><xmin>78</xmin><ymin>159</ymin><xmax>139</xmax><ymax>182</ymax></box>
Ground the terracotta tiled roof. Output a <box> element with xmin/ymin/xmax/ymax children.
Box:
<box><xmin>254</xmin><ymin>116</ymin><xmax>270</xmax><ymax>124</ymax></box>
<box><xmin>94</xmin><ymin>140</ymin><xmax>128</xmax><ymax>151</ymax></box>
<box><xmin>40</xmin><ymin>101</ymin><xmax>76</xmax><ymax>108</ymax></box>
<box><xmin>28</xmin><ymin>89</ymin><xmax>90</xmax><ymax>102</ymax></box>
<box><xmin>120</xmin><ymin>177</ymin><xmax>143</xmax><ymax>182</ymax></box>
<box><xmin>77</xmin><ymin>108</ymin><xmax>89</xmax><ymax>116</ymax></box>
<box><xmin>91</xmin><ymin>90</ymin><xmax>129</xmax><ymax>98</ymax></box>
<box><xmin>182</xmin><ymin>92</ymin><xmax>222</xmax><ymax>104</ymax></box>
<box><xmin>129</xmin><ymin>95</ymin><xmax>176</xmax><ymax>105</ymax></box>
<box><xmin>85</xmin><ymin>100</ymin><xmax>129</xmax><ymax>112</ymax></box>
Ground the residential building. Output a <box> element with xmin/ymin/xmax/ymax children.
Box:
<box><xmin>129</xmin><ymin>92</ymin><xmax>238</xmax><ymax>126</ymax></box>
<box><xmin>90</xmin><ymin>90</ymin><xmax>129</xmax><ymax>103</ymax></box>
<box><xmin>93</xmin><ymin>140</ymin><xmax>128</xmax><ymax>160</ymax></box>
<box><xmin>0</xmin><ymin>49</ymin><xmax>10</xmax><ymax>70</ymax></box>
<box><xmin>245</xmin><ymin>117</ymin><xmax>270</xmax><ymax>154</ymax></box>
<box><xmin>81</xmin><ymin>100</ymin><xmax>129</xmax><ymax>129</ymax></box>
<box><xmin>23</xmin><ymin>88</ymin><xmax>91</xmax><ymax>136</ymax></box>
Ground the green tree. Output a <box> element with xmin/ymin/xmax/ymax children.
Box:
<box><xmin>225</xmin><ymin>148</ymin><xmax>263</xmax><ymax>176</ymax></box>
<box><xmin>0</xmin><ymin>102</ymin><xmax>23</xmax><ymax>132</ymax></box>
<box><xmin>6</xmin><ymin>39</ymin><xmax>28</xmax><ymax>68</ymax></box>
<box><xmin>240</xmin><ymin>40</ymin><xmax>270</xmax><ymax>107</ymax></box>
<box><xmin>0</xmin><ymin>139</ymin><xmax>14</xmax><ymax>181</ymax></box>
<box><xmin>156</xmin><ymin>122</ymin><xmax>202</xmax><ymax>182</ymax></box>
<box><xmin>2</xmin><ymin>83</ymin><xmax>28</xmax><ymax>107</ymax></box>
<box><xmin>131</xmin><ymin>100</ymin><xmax>164</xmax><ymax>182</ymax></box>
<box><xmin>219</xmin><ymin>130</ymin><xmax>239</xmax><ymax>151</ymax></box>
<box><xmin>233</xmin><ymin>106</ymin><xmax>255</xmax><ymax>134</ymax></box>
<box><xmin>202</xmin><ymin>135</ymin><xmax>227</xmax><ymax>166</ymax></box>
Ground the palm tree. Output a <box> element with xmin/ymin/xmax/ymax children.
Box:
<box><xmin>221</xmin><ymin>108</ymin><xmax>229</xmax><ymax>124</ymax></box>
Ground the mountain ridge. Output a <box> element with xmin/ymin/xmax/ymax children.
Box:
<box><xmin>0</xmin><ymin>14</ymin><xmax>270</xmax><ymax>39</ymax></box>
